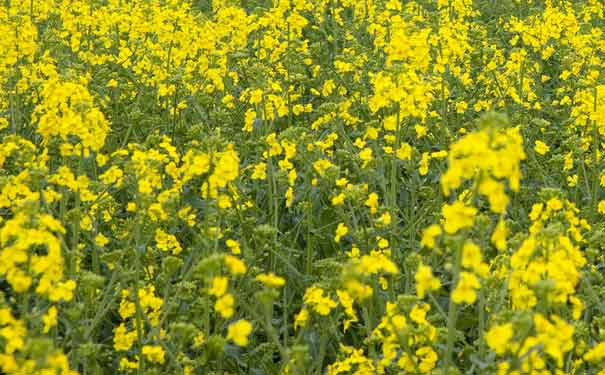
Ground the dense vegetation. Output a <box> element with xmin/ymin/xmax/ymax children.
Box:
<box><xmin>2</xmin><ymin>0</ymin><xmax>605</xmax><ymax>374</ymax></box>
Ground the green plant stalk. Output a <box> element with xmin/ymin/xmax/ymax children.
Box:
<box><xmin>92</xmin><ymin>228</ymin><xmax>100</xmax><ymax>275</ymax></box>
<box><xmin>133</xmin><ymin>253</ymin><xmax>145</xmax><ymax>374</ymax></box>
<box><xmin>282</xmin><ymin>285</ymin><xmax>288</xmax><ymax>348</ymax></box>
<box><xmin>132</xmin><ymin>197</ymin><xmax>145</xmax><ymax>375</ymax></box>
<box><xmin>70</xmin><ymin>155</ymin><xmax>84</xmax><ymax>278</ymax></box>
<box><xmin>478</xmin><ymin>288</ymin><xmax>486</xmax><ymax>357</ymax></box>
<box><xmin>305</xmin><ymin>200</ymin><xmax>313</xmax><ymax>275</ymax></box>
<box><xmin>84</xmin><ymin>269</ymin><xmax>118</xmax><ymax>339</ymax></box>
<box><xmin>444</xmin><ymin>242</ymin><xmax>461</xmax><ymax>375</ymax></box>
<box><xmin>267</xmin><ymin>158</ymin><xmax>279</xmax><ymax>271</ymax></box>
<box><xmin>408</xmin><ymin>166</ymin><xmax>417</xmax><ymax>250</ymax></box>
<box><xmin>203</xmin><ymin>197</ymin><xmax>212</xmax><ymax>338</ymax></box>
<box><xmin>441</xmin><ymin>67</ymin><xmax>448</xmax><ymax>131</ymax></box>
<box><xmin>518</xmin><ymin>59</ymin><xmax>524</xmax><ymax>101</ymax></box>
<box><xmin>591</xmin><ymin>85</ymin><xmax>599</xmax><ymax>219</ymax></box>
<box><xmin>428</xmin><ymin>291</ymin><xmax>447</xmax><ymax>321</ymax></box>
<box><xmin>389</xmin><ymin>106</ymin><xmax>401</xmax><ymax>239</ymax></box>
<box><xmin>262</xmin><ymin>296</ymin><xmax>289</xmax><ymax>366</ymax></box>
<box><xmin>362</xmin><ymin>303</ymin><xmax>375</xmax><ymax>358</ymax></box>
<box><xmin>286</xmin><ymin>21</ymin><xmax>292</xmax><ymax>128</ymax></box>
<box><xmin>316</xmin><ymin>331</ymin><xmax>328</xmax><ymax>375</ymax></box>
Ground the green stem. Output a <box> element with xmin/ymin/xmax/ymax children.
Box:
<box><xmin>262</xmin><ymin>297</ymin><xmax>289</xmax><ymax>365</ymax></box>
<box><xmin>305</xmin><ymin>200</ymin><xmax>313</xmax><ymax>275</ymax></box>
<box><xmin>444</xmin><ymin>243</ymin><xmax>461</xmax><ymax>375</ymax></box>
<box><xmin>478</xmin><ymin>288</ymin><xmax>486</xmax><ymax>357</ymax></box>
<box><xmin>132</xmin><ymin>196</ymin><xmax>145</xmax><ymax>374</ymax></box>
<box><xmin>591</xmin><ymin>86</ymin><xmax>599</xmax><ymax>218</ymax></box>
<box><xmin>267</xmin><ymin>158</ymin><xmax>279</xmax><ymax>271</ymax></box>
<box><xmin>316</xmin><ymin>332</ymin><xmax>328</xmax><ymax>375</ymax></box>
<box><xmin>70</xmin><ymin>156</ymin><xmax>84</xmax><ymax>277</ymax></box>
<box><xmin>389</xmin><ymin>106</ymin><xmax>401</xmax><ymax>242</ymax></box>
<box><xmin>428</xmin><ymin>291</ymin><xmax>447</xmax><ymax>321</ymax></box>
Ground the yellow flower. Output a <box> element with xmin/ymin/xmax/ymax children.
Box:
<box><xmin>155</xmin><ymin>228</ymin><xmax>182</xmax><ymax>255</ymax></box>
<box><xmin>529</xmin><ymin>203</ymin><xmax>544</xmax><ymax>221</ymax></box>
<box><xmin>142</xmin><ymin>345</ymin><xmax>165</xmax><ymax>364</ymax></box>
<box><xmin>485</xmin><ymin>323</ymin><xmax>513</xmax><ymax>354</ymax></box>
<box><xmin>249</xmin><ymin>89</ymin><xmax>263</xmax><ymax>104</ymax></box>
<box><xmin>256</xmin><ymin>273</ymin><xmax>286</xmax><ymax>288</ymax></box>
<box><xmin>419</xmin><ymin>152</ymin><xmax>431</xmax><ymax>176</ymax></box>
<box><xmin>461</xmin><ymin>242</ymin><xmax>488</xmax><ymax>277</ymax></box>
<box><xmin>415</xmin><ymin>264</ymin><xmax>441</xmax><ymax>298</ymax></box>
<box><xmin>455</xmin><ymin>101</ymin><xmax>468</xmax><ymax>113</ymax></box>
<box><xmin>337</xmin><ymin>290</ymin><xmax>358</xmax><ymax>331</ymax></box>
<box><xmin>415</xmin><ymin>124</ymin><xmax>427</xmax><ymax>138</ymax></box>
<box><xmin>226</xmin><ymin>239</ymin><xmax>241</xmax><ymax>255</ymax></box>
<box><xmin>334</xmin><ymin>223</ymin><xmax>348</xmax><ymax>243</ymax></box>
<box><xmin>322</xmin><ymin>79</ymin><xmax>336</xmax><ymax>96</ymax></box>
<box><xmin>119</xmin><ymin>358</ymin><xmax>139</xmax><ymax>372</ymax></box>
<box><xmin>217</xmin><ymin>194</ymin><xmax>232</xmax><ymax>209</ymax></box>
<box><xmin>304</xmin><ymin>286</ymin><xmax>337</xmax><ymax>315</ymax></box>
<box><xmin>100</xmin><ymin>166</ymin><xmax>123</xmax><ymax>187</ymax></box>
<box><xmin>533</xmin><ymin>314</ymin><xmax>574</xmax><ymax>367</ymax></box>
<box><xmin>189</xmin><ymin>332</ymin><xmax>204</xmax><ymax>351</ymax></box>
<box><xmin>355</xmin><ymin>253</ymin><xmax>398</xmax><ymax>275</ymax></box>
<box><xmin>440</xmin><ymin>124</ymin><xmax>525</xmax><ymax>201</ymax></box>
<box><xmin>113</xmin><ymin>323</ymin><xmax>137</xmax><ymax>351</ymax></box>
<box><xmin>396</xmin><ymin>143</ymin><xmax>412</xmax><ymax>160</ymax></box>
<box><xmin>420</xmin><ymin>224</ymin><xmax>442</xmax><ymax>248</ymax></box>
<box><xmin>451</xmin><ymin>272</ymin><xmax>480</xmax><ymax>304</ymax></box>
<box><xmin>441</xmin><ymin>201</ymin><xmax>477</xmax><ymax>234</ymax></box>
<box><xmin>332</xmin><ymin>193</ymin><xmax>346</xmax><ymax>206</ymax></box>
<box><xmin>209</xmin><ymin>276</ymin><xmax>228</xmax><ymax>297</ymax></box>
<box><xmin>227</xmin><ymin>319</ymin><xmax>253</xmax><ymax>346</ymax></box>
<box><xmin>224</xmin><ymin>255</ymin><xmax>247</xmax><ymax>275</ymax></box>
<box><xmin>567</xmin><ymin>174</ymin><xmax>578</xmax><ymax>187</ymax></box>
<box><xmin>251</xmin><ymin>162</ymin><xmax>267</xmax><ymax>180</ymax></box>
<box><xmin>204</xmin><ymin>147</ymin><xmax>239</xmax><ymax>198</ymax></box>
<box><xmin>416</xmin><ymin>346</ymin><xmax>438</xmax><ymax>373</ymax></box>
<box><xmin>585</xmin><ymin>343</ymin><xmax>605</xmax><ymax>363</ymax></box>
<box><xmin>34</xmin><ymin>80</ymin><xmax>110</xmax><ymax>153</ymax></box>
<box><xmin>294</xmin><ymin>308</ymin><xmax>309</xmax><ymax>330</ymax></box>
<box><xmin>478</xmin><ymin>178</ymin><xmax>509</xmax><ymax>213</ymax></box>
<box><xmin>377</xmin><ymin>212</ymin><xmax>391</xmax><ymax>226</ymax></box>
<box><xmin>215</xmin><ymin>294</ymin><xmax>235</xmax><ymax>318</ymax></box>
<box><xmin>570</xmin><ymin>296</ymin><xmax>584</xmax><ymax>320</ymax></box>
<box><xmin>383</xmin><ymin>115</ymin><xmax>397</xmax><ymax>131</ymax></box>
<box><xmin>364</xmin><ymin>193</ymin><xmax>379</xmax><ymax>214</ymax></box>
<box><xmin>42</xmin><ymin>306</ymin><xmax>58</xmax><ymax>333</ymax></box>
<box><xmin>491</xmin><ymin>219</ymin><xmax>507</xmax><ymax>251</ymax></box>
<box><xmin>410</xmin><ymin>303</ymin><xmax>430</xmax><ymax>324</ymax></box>
<box><xmin>359</xmin><ymin>148</ymin><xmax>373</xmax><ymax>166</ymax></box>
<box><xmin>313</xmin><ymin>159</ymin><xmax>334</xmax><ymax>175</ymax></box>
<box><xmin>546</xmin><ymin>197</ymin><xmax>563</xmax><ymax>211</ymax></box>
<box><xmin>95</xmin><ymin>233</ymin><xmax>109</xmax><ymax>247</ymax></box>
<box><xmin>243</xmin><ymin>108</ymin><xmax>256</xmax><ymax>132</ymax></box>
<box><xmin>119</xmin><ymin>291</ymin><xmax>135</xmax><ymax>319</ymax></box>
<box><xmin>285</xmin><ymin>187</ymin><xmax>294</xmax><ymax>207</ymax></box>
<box><xmin>534</xmin><ymin>140</ymin><xmax>550</xmax><ymax>155</ymax></box>
<box><xmin>49</xmin><ymin>280</ymin><xmax>77</xmax><ymax>302</ymax></box>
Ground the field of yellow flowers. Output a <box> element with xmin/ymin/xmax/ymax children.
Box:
<box><xmin>2</xmin><ymin>0</ymin><xmax>605</xmax><ymax>374</ymax></box>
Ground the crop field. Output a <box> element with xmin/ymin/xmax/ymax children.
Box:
<box><xmin>2</xmin><ymin>0</ymin><xmax>605</xmax><ymax>374</ymax></box>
